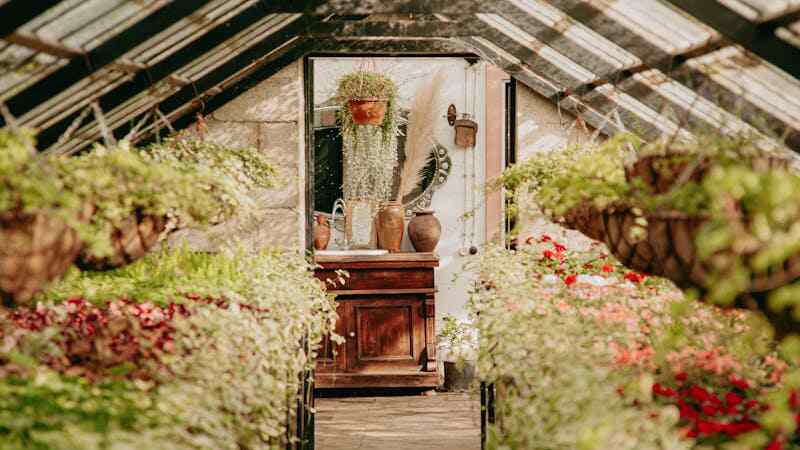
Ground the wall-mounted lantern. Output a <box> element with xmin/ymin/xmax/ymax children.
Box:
<box><xmin>454</xmin><ymin>113</ymin><xmax>478</xmax><ymax>149</ymax></box>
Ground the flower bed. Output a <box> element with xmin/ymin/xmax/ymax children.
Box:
<box><xmin>475</xmin><ymin>236</ymin><xmax>798</xmax><ymax>450</ymax></box>
<box><xmin>0</xmin><ymin>249</ymin><xmax>338</xmax><ymax>450</ymax></box>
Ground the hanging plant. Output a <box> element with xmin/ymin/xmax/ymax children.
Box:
<box><xmin>0</xmin><ymin>130</ymin><xmax>88</xmax><ymax>304</ymax></box>
<box><xmin>146</xmin><ymin>138</ymin><xmax>280</xmax><ymax>209</ymax></box>
<box><xmin>494</xmin><ymin>129</ymin><xmax>800</xmax><ymax>336</ymax></box>
<box><xmin>336</xmin><ymin>70</ymin><xmax>399</xmax><ymax>143</ymax></box>
<box><xmin>56</xmin><ymin>143</ymin><xmax>238</xmax><ymax>270</ymax></box>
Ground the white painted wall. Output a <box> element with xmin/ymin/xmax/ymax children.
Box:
<box><xmin>312</xmin><ymin>57</ymin><xmax>487</xmax><ymax>338</ymax></box>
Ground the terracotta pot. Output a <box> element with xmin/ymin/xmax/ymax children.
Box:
<box><xmin>377</xmin><ymin>201</ymin><xmax>404</xmax><ymax>253</ymax></box>
<box><xmin>0</xmin><ymin>211</ymin><xmax>84</xmax><ymax>305</ymax></box>
<box><xmin>408</xmin><ymin>210</ymin><xmax>441</xmax><ymax>253</ymax></box>
<box><xmin>314</xmin><ymin>215</ymin><xmax>331</xmax><ymax>250</ymax></box>
<box><xmin>76</xmin><ymin>210</ymin><xmax>167</xmax><ymax>271</ymax></box>
<box><xmin>348</xmin><ymin>99</ymin><xmax>388</xmax><ymax>125</ymax></box>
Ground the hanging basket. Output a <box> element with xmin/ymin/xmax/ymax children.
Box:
<box><xmin>347</xmin><ymin>98</ymin><xmax>388</xmax><ymax>125</ymax></box>
<box><xmin>600</xmin><ymin>206</ymin><xmax>709</xmax><ymax>289</ymax></box>
<box><xmin>0</xmin><ymin>211</ymin><xmax>84</xmax><ymax>305</ymax></box>
<box><xmin>76</xmin><ymin>210</ymin><xmax>167</xmax><ymax>271</ymax></box>
<box><xmin>559</xmin><ymin>202</ymin><xmax>606</xmax><ymax>242</ymax></box>
<box><xmin>625</xmin><ymin>152</ymin><xmax>791</xmax><ymax>194</ymax></box>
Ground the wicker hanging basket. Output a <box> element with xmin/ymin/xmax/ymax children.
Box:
<box><xmin>0</xmin><ymin>211</ymin><xmax>84</xmax><ymax>305</ymax></box>
<box><xmin>599</xmin><ymin>206</ymin><xmax>709</xmax><ymax>289</ymax></box>
<box><xmin>625</xmin><ymin>152</ymin><xmax>791</xmax><ymax>194</ymax></box>
<box><xmin>76</xmin><ymin>210</ymin><xmax>167</xmax><ymax>271</ymax></box>
<box><xmin>560</xmin><ymin>202</ymin><xmax>605</xmax><ymax>242</ymax></box>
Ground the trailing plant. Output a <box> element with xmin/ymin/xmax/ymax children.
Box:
<box><xmin>147</xmin><ymin>138</ymin><xmax>280</xmax><ymax>208</ymax></box>
<box><xmin>341</xmin><ymin>124</ymin><xmax>398</xmax><ymax>202</ymax></box>
<box><xmin>336</xmin><ymin>70</ymin><xmax>399</xmax><ymax>142</ymax></box>
<box><xmin>56</xmin><ymin>143</ymin><xmax>237</xmax><ymax>257</ymax></box>
<box><xmin>0</xmin><ymin>130</ymin><xmax>86</xmax><ymax>233</ymax></box>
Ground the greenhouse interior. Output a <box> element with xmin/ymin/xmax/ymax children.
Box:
<box><xmin>2</xmin><ymin>0</ymin><xmax>800</xmax><ymax>449</ymax></box>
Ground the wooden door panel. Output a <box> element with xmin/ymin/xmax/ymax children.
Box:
<box><xmin>356</xmin><ymin>305</ymin><xmax>414</xmax><ymax>360</ymax></box>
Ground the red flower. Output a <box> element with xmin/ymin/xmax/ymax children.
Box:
<box><xmin>697</xmin><ymin>419</ymin><xmax>724</xmax><ymax>435</ymax></box>
<box><xmin>701</xmin><ymin>404</ymin><xmax>719</xmax><ymax>416</ymax></box>
<box><xmin>543</xmin><ymin>250</ymin><xmax>555</xmax><ymax>260</ymax></box>
<box><xmin>766</xmin><ymin>438</ymin><xmax>783</xmax><ymax>450</ymax></box>
<box><xmin>652</xmin><ymin>383</ymin><xmax>677</xmax><ymax>398</ymax></box>
<box><xmin>540</xmin><ymin>234</ymin><xmax>552</xmax><ymax>242</ymax></box>
<box><xmin>688</xmin><ymin>385</ymin><xmax>713</xmax><ymax>403</ymax></box>
<box><xmin>675</xmin><ymin>372</ymin><xmax>688</xmax><ymax>383</ymax></box>
<box><xmin>624</xmin><ymin>272</ymin><xmax>646</xmax><ymax>283</ymax></box>
<box><xmin>564</xmin><ymin>274</ymin><xmax>578</xmax><ymax>286</ymax></box>
<box><xmin>790</xmin><ymin>390</ymin><xmax>799</xmax><ymax>409</ymax></box>
<box><xmin>724</xmin><ymin>420</ymin><xmax>760</xmax><ymax>437</ymax></box>
<box><xmin>730</xmin><ymin>376</ymin><xmax>750</xmax><ymax>390</ymax></box>
<box><xmin>726</xmin><ymin>391</ymin><xmax>743</xmax><ymax>408</ymax></box>
<box><xmin>553</xmin><ymin>242</ymin><xmax>566</xmax><ymax>253</ymax></box>
<box><xmin>602</xmin><ymin>264</ymin><xmax>614</xmax><ymax>273</ymax></box>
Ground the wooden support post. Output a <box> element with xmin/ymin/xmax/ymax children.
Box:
<box><xmin>424</xmin><ymin>292</ymin><xmax>437</xmax><ymax>372</ymax></box>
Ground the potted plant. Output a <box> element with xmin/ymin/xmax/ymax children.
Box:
<box><xmin>337</xmin><ymin>71</ymin><xmax>399</xmax><ymax>249</ymax></box>
<box><xmin>57</xmin><ymin>142</ymin><xmax>238</xmax><ymax>271</ymax></box>
<box><xmin>438</xmin><ymin>315</ymin><xmax>477</xmax><ymax>392</ymax></box>
<box><xmin>336</xmin><ymin>70</ymin><xmax>398</xmax><ymax>129</ymax></box>
<box><xmin>0</xmin><ymin>130</ymin><xmax>91</xmax><ymax>304</ymax></box>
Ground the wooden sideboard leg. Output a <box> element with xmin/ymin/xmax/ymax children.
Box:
<box><xmin>424</xmin><ymin>293</ymin><xmax>437</xmax><ymax>372</ymax></box>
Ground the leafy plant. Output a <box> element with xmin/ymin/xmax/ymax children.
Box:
<box><xmin>438</xmin><ymin>315</ymin><xmax>477</xmax><ymax>364</ymax></box>
<box><xmin>55</xmin><ymin>143</ymin><xmax>237</xmax><ymax>257</ymax></box>
<box><xmin>0</xmin><ymin>130</ymin><xmax>85</xmax><ymax>232</ymax></box>
<box><xmin>336</xmin><ymin>70</ymin><xmax>399</xmax><ymax>146</ymax></box>
<box><xmin>3</xmin><ymin>248</ymin><xmax>339</xmax><ymax>450</ymax></box>
<box><xmin>146</xmin><ymin>138</ymin><xmax>280</xmax><ymax>209</ymax></box>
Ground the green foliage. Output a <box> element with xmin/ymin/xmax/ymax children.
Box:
<box><xmin>0</xmin><ymin>130</ymin><xmax>84</xmax><ymax>226</ymax></box>
<box><xmin>474</xmin><ymin>242</ymin><xmax>786</xmax><ymax>450</ymax></box>
<box><xmin>5</xmin><ymin>249</ymin><xmax>339</xmax><ymax>450</ymax></box>
<box><xmin>438</xmin><ymin>315</ymin><xmax>476</xmax><ymax>363</ymax></box>
<box><xmin>55</xmin><ymin>143</ymin><xmax>236</xmax><ymax>257</ymax></box>
<box><xmin>146</xmin><ymin>138</ymin><xmax>280</xmax><ymax>209</ymax></box>
<box><xmin>491</xmin><ymin>133</ymin><xmax>642</xmax><ymax>220</ymax></box>
<box><xmin>336</xmin><ymin>71</ymin><xmax>399</xmax><ymax>145</ymax></box>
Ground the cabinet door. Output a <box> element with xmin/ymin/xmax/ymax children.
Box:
<box><xmin>344</xmin><ymin>296</ymin><xmax>426</xmax><ymax>373</ymax></box>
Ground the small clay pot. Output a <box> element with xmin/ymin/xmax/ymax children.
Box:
<box><xmin>348</xmin><ymin>99</ymin><xmax>387</xmax><ymax>125</ymax></box>
<box><xmin>408</xmin><ymin>210</ymin><xmax>441</xmax><ymax>253</ymax></box>
<box><xmin>314</xmin><ymin>215</ymin><xmax>331</xmax><ymax>250</ymax></box>
<box><xmin>377</xmin><ymin>201</ymin><xmax>404</xmax><ymax>253</ymax></box>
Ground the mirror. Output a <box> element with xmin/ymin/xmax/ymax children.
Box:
<box><xmin>313</xmin><ymin>106</ymin><xmax>451</xmax><ymax>219</ymax></box>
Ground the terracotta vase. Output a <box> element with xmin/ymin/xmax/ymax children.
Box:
<box><xmin>348</xmin><ymin>99</ymin><xmax>387</xmax><ymax>125</ymax></box>
<box><xmin>408</xmin><ymin>210</ymin><xmax>441</xmax><ymax>253</ymax></box>
<box><xmin>377</xmin><ymin>201</ymin><xmax>404</xmax><ymax>253</ymax></box>
<box><xmin>314</xmin><ymin>215</ymin><xmax>331</xmax><ymax>250</ymax></box>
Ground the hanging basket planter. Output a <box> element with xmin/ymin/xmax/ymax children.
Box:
<box><xmin>347</xmin><ymin>98</ymin><xmax>388</xmax><ymax>125</ymax></box>
<box><xmin>76</xmin><ymin>210</ymin><xmax>167</xmax><ymax>271</ymax></box>
<box><xmin>599</xmin><ymin>205</ymin><xmax>709</xmax><ymax>290</ymax></box>
<box><xmin>0</xmin><ymin>211</ymin><xmax>84</xmax><ymax>305</ymax></box>
<box><xmin>559</xmin><ymin>202</ymin><xmax>606</xmax><ymax>242</ymax></box>
<box><xmin>625</xmin><ymin>152</ymin><xmax>791</xmax><ymax>194</ymax></box>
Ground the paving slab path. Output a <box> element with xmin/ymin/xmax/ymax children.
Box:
<box><xmin>315</xmin><ymin>392</ymin><xmax>481</xmax><ymax>450</ymax></box>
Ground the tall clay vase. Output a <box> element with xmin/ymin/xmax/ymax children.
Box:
<box><xmin>377</xmin><ymin>201</ymin><xmax>404</xmax><ymax>253</ymax></box>
<box><xmin>314</xmin><ymin>215</ymin><xmax>331</xmax><ymax>250</ymax></box>
<box><xmin>408</xmin><ymin>210</ymin><xmax>441</xmax><ymax>253</ymax></box>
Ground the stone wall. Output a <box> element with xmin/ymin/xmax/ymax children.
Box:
<box><xmin>168</xmin><ymin>61</ymin><xmax>306</xmax><ymax>252</ymax></box>
<box><xmin>515</xmin><ymin>82</ymin><xmax>598</xmax><ymax>251</ymax></box>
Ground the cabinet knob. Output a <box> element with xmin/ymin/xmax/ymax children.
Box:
<box><xmin>349</xmin><ymin>332</ymin><xmax>356</xmax><ymax>337</ymax></box>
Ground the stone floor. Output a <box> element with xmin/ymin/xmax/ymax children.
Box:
<box><xmin>315</xmin><ymin>392</ymin><xmax>481</xmax><ymax>450</ymax></box>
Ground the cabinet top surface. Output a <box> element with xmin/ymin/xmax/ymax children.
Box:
<box><xmin>313</xmin><ymin>252</ymin><xmax>439</xmax><ymax>265</ymax></box>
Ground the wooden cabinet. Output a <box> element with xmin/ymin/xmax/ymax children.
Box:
<box><xmin>314</xmin><ymin>253</ymin><xmax>439</xmax><ymax>389</ymax></box>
